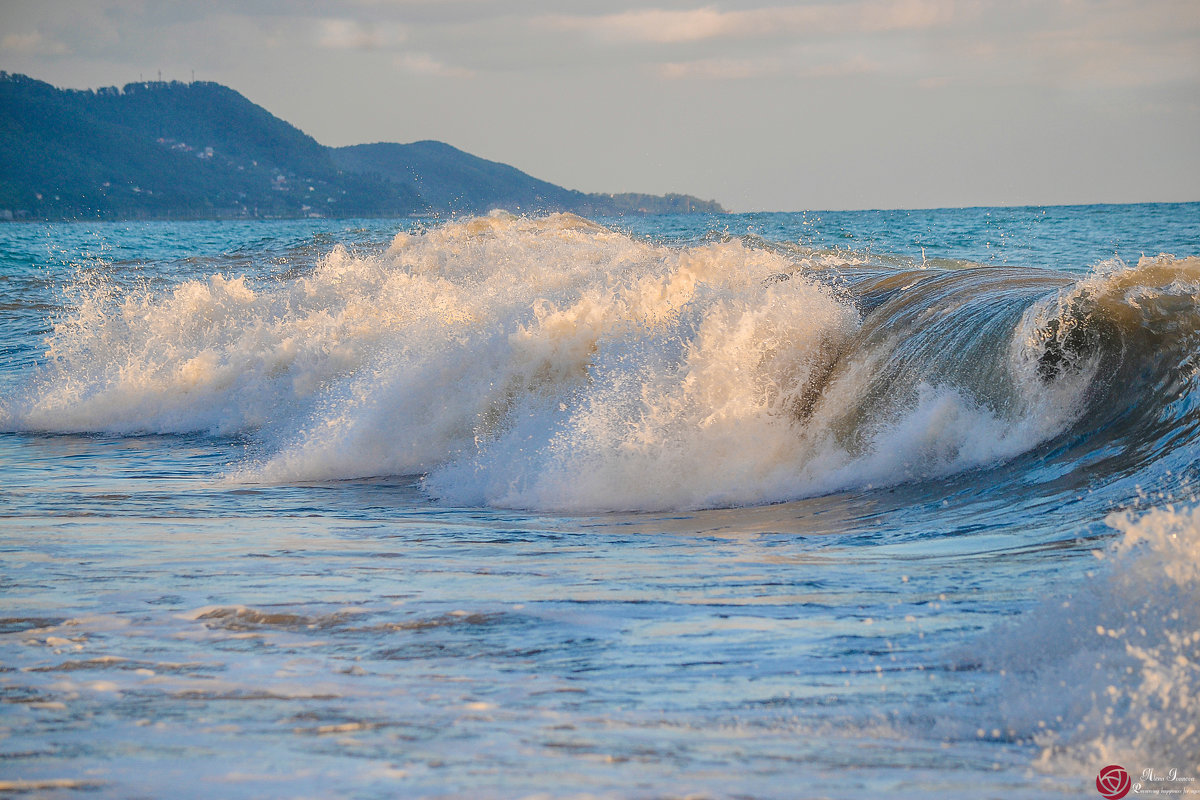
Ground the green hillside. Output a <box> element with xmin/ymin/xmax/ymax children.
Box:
<box><xmin>0</xmin><ymin>72</ymin><xmax>416</xmax><ymax>220</ymax></box>
<box><xmin>333</xmin><ymin>141</ymin><xmax>725</xmax><ymax>216</ymax></box>
<box><xmin>334</xmin><ymin>140</ymin><xmax>586</xmax><ymax>214</ymax></box>
<box><xmin>0</xmin><ymin>72</ymin><xmax>724</xmax><ymax>221</ymax></box>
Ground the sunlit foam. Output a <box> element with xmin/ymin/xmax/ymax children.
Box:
<box><xmin>972</xmin><ymin>503</ymin><xmax>1200</xmax><ymax>775</ymax></box>
<box><xmin>9</xmin><ymin>214</ymin><xmax>1188</xmax><ymax>510</ymax></box>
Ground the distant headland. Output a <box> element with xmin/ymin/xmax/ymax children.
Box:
<box><xmin>0</xmin><ymin>72</ymin><xmax>725</xmax><ymax>222</ymax></box>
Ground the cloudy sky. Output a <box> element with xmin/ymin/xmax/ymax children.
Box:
<box><xmin>2</xmin><ymin>0</ymin><xmax>1198</xmax><ymax>211</ymax></box>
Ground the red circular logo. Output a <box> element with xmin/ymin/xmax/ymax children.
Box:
<box><xmin>1096</xmin><ymin>765</ymin><xmax>1131</xmax><ymax>800</ymax></box>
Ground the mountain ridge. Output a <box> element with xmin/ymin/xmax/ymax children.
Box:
<box><xmin>0</xmin><ymin>72</ymin><xmax>724</xmax><ymax>221</ymax></box>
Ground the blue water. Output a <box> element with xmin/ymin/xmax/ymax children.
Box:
<box><xmin>1</xmin><ymin>204</ymin><xmax>1198</xmax><ymax>798</ymax></box>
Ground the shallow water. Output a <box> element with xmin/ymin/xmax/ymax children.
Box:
<box><xmin>2</xmin><ymin>204</ymin><xmax>1198</xmax><ymax>798</ymax></box>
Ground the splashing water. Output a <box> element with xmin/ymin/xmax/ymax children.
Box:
<box><xmin>2</xmin><ymin>206</ymin><xmax>1199</xmax><ymax>799</ymax></box>
<box><xmin>11</xmin><ymin>213</ymin><xmax>1182</xmax><ymax>511</ymax></box>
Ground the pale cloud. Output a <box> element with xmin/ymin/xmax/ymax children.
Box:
<box><xmin>395</xmin><ymin>51</ymin><xmax>474</xmax><ymax>78</ymax></box>
<box><xmin>540</xmin><ymin>0</ymin><xmax>1197</xmax><ymax>93</ymax></box>
<box><xmin>1028</xmin><ymin>31</ymin><xmax>1200</xmax><ymax>89</ymax></box>
<box><xmin>800</xmin><ymin>54</ymin><xmax>880</xmax><ymax>78</ymax></box>
<box><xmin>559</xmin><ymin>7</ymin><xmax>733</xmax><ymax>44</ymax></box>
<box><xmin>924</xmin><ymin>0</ymin><xmax>1200</xmax><ymax>90</ymax></box>
<box><xmin>542</xmin><ymin>1</ymin><xmax>962</xmax><ymax>44</ymax></box>
<box><xmin>1033</xmin><ymin>0</ymin><xmax>1200</xmax><ymax>87</ymax></box>
<box><xmin>659</xmin><ymin>53</ymin><xmax>878</xmax><ymax>80</ymax></box>
<box><xmin>917</xmin><ymin>75</ymin><xmax>952</xmax><ymax>89</ymax></box>
<box><xmin>316</xmin><ymin>19</ymin><xmax>409</xmax><ymax>50</ymax></box>
<box><xmin>0</xmin><ymin>31</ymin><xmax>71</xmax><ymax>56</ymax></box>
<box><xmin>659</xmin><ymin>56</ymin><xmax>781</xmax><ymax>79</ymax></box>
<box><xmin>869</xmin><ymin>0</ymin><xmax>961</xmax><ymax>31</ymax></box>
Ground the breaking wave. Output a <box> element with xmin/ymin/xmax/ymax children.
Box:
<box><xmin>3</xmin><ymin>212</ymin><xmax>1198</xmax><ymax>511</ymax></box>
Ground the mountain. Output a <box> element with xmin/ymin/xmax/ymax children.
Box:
<box><xmin>332</xmin><ymin>141</ymin><xmax>724</xmax><ymax>216</ymax></box>
<box><xmin>0</xmin><ymin>72</ymin><xmax>724</xmax><ymax>221</ymax></box>
<box><xmin>0</xmin><ymin>72</ymin><xmax>416</xmax><ymax>220</ymax></box>
<box><xmin>333</xmin><ymin>140</ymin><xmax>586</xmax><ymax>215</ymax></box>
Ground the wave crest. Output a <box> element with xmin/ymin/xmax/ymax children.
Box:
<box><xmin>6</xmin><ymin>216</ymin><xmax>1198</xmax><ymax>510</ymax></box>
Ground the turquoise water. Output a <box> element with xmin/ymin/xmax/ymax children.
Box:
<box><xmin>1</xmin><ymin>204</ymin><xmax>1198</xmax><ymax>798</ymax></box>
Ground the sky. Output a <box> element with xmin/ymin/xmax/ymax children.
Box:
<box><xmin>1</xmin><ymin>0</ymin><xmax>1198</xmax><ymax>212</ymax></box>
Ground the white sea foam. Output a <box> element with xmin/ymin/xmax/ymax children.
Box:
<box><xmin>5</xmin><ymin>213</ymin><xmax>1095</xmax><ymax>510</ymax></box>
<box><xmin>974</xmin><ymin>503</ymin><xmax>1200</xmax><ymax>775</ymax></box>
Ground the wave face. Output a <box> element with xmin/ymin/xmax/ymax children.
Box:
<box><xmin>4</xmin><ymin>212</ymin><xmax>1198</xmax><ymax>511</ymax></box>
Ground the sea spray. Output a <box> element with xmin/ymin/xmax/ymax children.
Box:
<box><xmin>968</xmin><ymin>503</ymin><xmax>1200</xmax><ymax>775</ymax></box>
<box><xmin>255</xmin><ymin>213</ymin><xmax>864</xmax><ymax>507</ymax></box>
<box><xmin>8</xmin><ymin>215</ymin><xmax>1195</xmax><ymax>511</ymax></box>
<box><xmin>3</xmin><ymin>205</ymin><xmax>1200</xmax><ymax>799</ymax></box>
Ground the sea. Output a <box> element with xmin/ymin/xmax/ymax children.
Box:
<box><xmin>1</xmin><ymin>203</ymin><xmax>1198</xmax><ymax>799</ymax></box>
